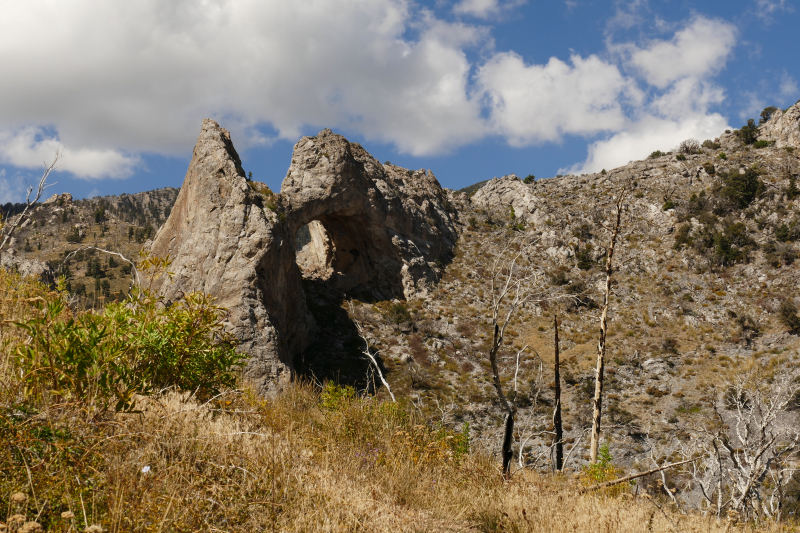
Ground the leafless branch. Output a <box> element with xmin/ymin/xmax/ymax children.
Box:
<box><xmin>0</xmin><ymin>149</ymin><xmax>62</xmax><ymax>254</ymax></box>
<box><xmin>350</xmin><ymin>301</ymin><xmax>395</xmax><ymax>402</ymax></box>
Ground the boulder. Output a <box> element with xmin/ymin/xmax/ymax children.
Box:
<box><xmin>469</xmin><ymin>174</ymin><xmax>539</xmax><ymax>225</ymax></box>
<box><xmin>0</xmin><ymin>250</ymin><xmax>54</xmax><ymax>285</ymax></box>
<box><xmin>758</xmin><ymin>102</ymin><xmax>800</xmax><ymax>148</ymax></box>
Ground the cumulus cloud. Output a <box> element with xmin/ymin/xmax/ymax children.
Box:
<box><xmin>567</xmin><ymin>114</ymin><xmax>729</xmax><ymax>174</ymax></box>
<box><xmin>452</xmin><ymin>0</ymin><xmax>525</xmax><ymax>19</ymax></box>
<box><xmin>567</xmin><ymin>16</ymin><xmax>736</xmax><ymax>174</ymax></box>
<box><xmin>0</xmin><ymin>128</ymin><xmax>139</xmax><ymax>179</ymax></box>
<box><xmin>0</xmin><ymin>0</ymin><xmax>487</xmax><ymax>170</ymax></box>
<box><xmin>616</xmin><ymin>16</ymin><xmax>737</xmax><ymax>88</ymax></box>
<box><xmin>478</xmin><ymin>53</ymin><xmax>639</xmax><ymax>145</ymax></box>
<box><xmin>0</xmin><ymin>2</ymin><xmax>742</xmax><ymax>181</ymax></box>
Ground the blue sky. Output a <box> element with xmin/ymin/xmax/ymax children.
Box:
<box><xmin>0</xmin><ymin>0</ymin><xmax>797</xmax><ymax>202</ymax></box>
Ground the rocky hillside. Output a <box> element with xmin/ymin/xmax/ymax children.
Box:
<box><xmin>3</xmin><ymin>102</ymin><xmax>800</xmax><ymax>500</ymax></box>
<box><xmin>1</xmin><ymin>188</ymin><xmax>178</xmax><ymax>308</ymax></box>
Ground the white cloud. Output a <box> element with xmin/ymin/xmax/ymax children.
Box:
<box><xmin>0</xmin><ymin>2</ymin><xmax>742</xmax><ymax>181</ymax></box>
<box><xmin>452</xmin><ymin>0</ymin><xmax>525</xmax><ymax>19</ymax></box>
<box><xmin>0</xmin><ymin>127</ymin><xmax>139</xmax><ymax>179</ymax></box>
<box><xmin>616</xmin><ymin>16</ymin><xmax>737</xmax><ymax>88</ymax></box>
<box><xmin>0</xmin><ymin>0</ymin><xmax>487</xmax><ymax>164</ymax></box>
<box><xmin>780</xmin><ymin>71</ymin><xmax>799</xmax><ymax>100</ymax></box>
<box><xmin>566</xmin><ymin>16</ymin><xmax>736</xmax><ymax>174</ymax></box>
<box><xmin>739</xmin><ymin>92</ymin><xmax>766</xmax><ymax>121</ymax></box>
<box><xmin>478</xmin><ymin>53</ymin><xmax>640</xmax><ymax>145</ymax></box>
<box><xmin>755</xmin><ymin>0</ymin><xmax>792</xmax><ymax>20</ymax></box>
<box><xmin>606</xmin><ymin>0</ymin><xmax>649</xmax><ymax>31</ymax></box>
<box><xmin>567</xmin><ymin>114</ymin><xmax>729</xmax><ymax>174</ymax></box>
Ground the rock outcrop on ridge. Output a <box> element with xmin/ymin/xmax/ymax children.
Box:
<box><xmin>0</xmin><ymin>250</ymin><xmax>54</xmax><ymax>285</ymax></box>
<box><xmin>759</xmin><ymin>101</ymin><xmax>800</xmax><ymax>148</ymax></box>
<box><xmin>150</xmin><ymin>121</ymin><xmax>458</xmax><ymax>392</ymax></box>
<box><xmin>469</xmin><ymin>174</ymin><xmax>540</xmax><ymax>226</ymax></box>
<box><xmin>149</xmin><ymin>119</ymin><xmax>315</xmax><ymax>393</ymax></box>
<box><xmin>281</xmin><ymin>129</ymin><xmax>458</xmax><ymax>300</ymax></box>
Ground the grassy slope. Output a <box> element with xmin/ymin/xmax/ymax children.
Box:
<box><xmin>0</xmin><ymin>270</ymin><xmax>787</xmax><ymax>532</ymax></box>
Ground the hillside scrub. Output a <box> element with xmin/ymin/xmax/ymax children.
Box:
<box><xmin>1</xmin><ymin>270</ymin><xmax>784</xmax><ymax>532</ymax></box>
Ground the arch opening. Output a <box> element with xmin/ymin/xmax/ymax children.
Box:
<box><xmin>294</xmin><ymin>215</ymin><xmax>394</xmax><ymax>300</ymax></box>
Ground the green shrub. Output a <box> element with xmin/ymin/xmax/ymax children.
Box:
<box><xmin>523</xmin><ymin>175</ymin><xmax>535</xmax><ymax>184</ymax></box>
<box><xmin>735</xmin><ymin>119</ymin><xmax>759</xmax><ymax>145</ymax></box>
<box><xmin>575</xmin><ymin>243</ymin><xmax>595</xmax><ymax>270</ymax></box>
<box><xmin>380</xmin><ymin>301</ymin><xmax>412</xmax><ymax>327</ymax></box>
<box><xmin>776</xmin><ymin>224</ymin><xmax>791</xmax><ymax>242</ymax></box>
<box><xmin>673</xmin><ymin>223</ymin><xmax>692</xmax><ymax>250</ymax></box>
<box><xmin>717</xmin><ymin>152</ymin><xmax>727</xmax><ymax>160</ymax></box>
<box><xmin>759</xmin><ymin>106</ymin><xmax>778</xmax><ymax>124</ymax></box>
<box><xmin>676</xmin><ymin>154</ymin><xmax>687</xmax><ymax>161</ymax></box>
<box><xmin>786</xmin><ymin>175</ymin><xmax>799</xmax><ymax>200</ymax></box>
<box><xmin>12</xmin><ymin>287</ymin><xmax>243</xmax><ymax>412</ymax></box>
<box><xmin>648</xmin><ymin>150</ymin><xmax>665</xmax><ymax>159</ymax></box>
<box><xmin>580</xmin><ymin>444</ymin><xmax>627</xmax><ymax>494</ymax></box>
<box><xmin>753</xmin><ymin>140</ymin><xmax>775</xmax><ymax>149</ymax></box>
<box><xmin>719</xmin><ymin>166</ymin><xmax>764</xmax><ymax>209</ymax></box>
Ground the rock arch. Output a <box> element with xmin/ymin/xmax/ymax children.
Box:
<box><xmin>150</xmin><ymin>121</ymin><xmax>458</xmax><ymax>393</ymax></box>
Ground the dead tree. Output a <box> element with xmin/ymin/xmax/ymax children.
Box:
<box><xmin>0</xmin><ymin>150</ymin><xmax>62</xmax><ymax>254</ymax></box>
<box><xmin>589</xmin><ymin>190</ymin><xmax>627</xmax><ymax>463</ymax></box>
<box><xmin>706</xmin><ymin>371</ymin><xmax>800</xmax><ymax>520</ymax></box>
<box><xmin>483</xmin><ymin>235</ymin><xmax>543</xmax><ymax>477</ymax></box>
<box><xmin>553</xmin><ymin>314</ymin><xmax>563</xmax><ymax>471</ymax></box>
<box><xmin>350</xmin><ymin>302</ymin><xmax>395</xmax><ymax>402</ymax></box>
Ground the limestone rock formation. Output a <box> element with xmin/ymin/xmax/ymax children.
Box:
<box><xmin>759</xmin><ymin>101</ymin><xmax>800</xmax><ymax>148</ymax></box>
<box><xmin>149</xmin><ymin>119</ymin><xmax>314</xmax><ymax>393</ymax></box>
<box><xmin>0</xmin><ymin>250</ymin><xmax>54</xmax><ymax>285</ymax></box>
<box><xmin>150</xmin><ymin>121</ymin><xmax>459</xmax><ymax>393</ymax></box>
<box><xmin>469</xmin><ymin>174</ymin><xmax>539</xmax><ymax>225</ymax></box>
<box><xmin>281</xmin><ymin>129</ymin><xmax>459</xmax><ymax>299</ymax></box>
<box><xmin>42</xmin><ymin>193</ymin><xmax>73</xmax><ymax>206</ymax></box>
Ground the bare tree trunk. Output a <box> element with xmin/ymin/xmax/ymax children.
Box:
<box><xmin>350</xmin><ymin>302</ymin><xmax>396</xmax><ymax>402</ymax></box>
<box><xmin>0</xmin><ymin>151</ymin><xmax>61</xmax><ymax>254</ymax></box>
<box><xmin>590</xmin><ymin>193</ymin><xmax>625</xmax><ymax>464</ymax></box>
<box><xmin>489</xmin><ymin>323</ymin><xmax>514</xmax><ymax>477</ymax></box>
<box><xmin>553</xmin><ymin>314</ymin><xmax>563</xmax><ymax>471</ymax></box>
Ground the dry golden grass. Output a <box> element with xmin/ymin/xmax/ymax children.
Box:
<box><xmin>0</xmin><ymin>378</ymin><xmax>790</xmax><ymax>532</ymax></box>
<box><xmin>0</xmin><ymin>271</ymin><xmax>794</xmax><ymax>532</ymax></box>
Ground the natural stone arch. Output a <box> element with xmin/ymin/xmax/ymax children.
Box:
<box><xmin>282</xmin><ymin>128</ymin><xmax>458</xmax><ymax>301</ymax></box>
<box><xmin>150</xmin><ymin>121</ymin><xmax>459</xmax><ymax>393</ymax></box>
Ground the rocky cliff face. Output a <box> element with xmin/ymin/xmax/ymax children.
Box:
<box><xmin>759</xmin><ymin>101</ymin><xmax>800</xmax><ymax>148</ymax></box>
<box><xmin>281</xmin><ymin>129</ymin><xmax>458</xmax><ymax>300</ymax></box>
<box><xmin>150</xmin><ymin>121</ymin><xmax>459</xmax><ymax>393</ymax></box>
<box><xmin>149</xmin><ymin>119</ymin><xmax>314</xmax><ymax>393</ymax></box>
<box><xmin>469</xmin><ymin>174</ymin><xmax>540</xmax><ymax>225</ymax></box>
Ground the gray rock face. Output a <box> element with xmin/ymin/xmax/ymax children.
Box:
<box><xmin>150</xmin><ymin>119</ymin><xmax>315</xmax><ymax>394</ymax></box>
<box><xmin>469</xmin><ymin>174</ymin><xmax>539</xmax><ymax>225</ymax></box>
<box><xmin>759</xmin><ymin>102</ymin><xmax>800</xmax><ymax>148</ymax></box>
<box><xmin>0</xmin><ymin>250</ymin><xmax>54</xmax><ymax>285</ymax></box>
<box><xmin>281</xmin><ymin>129</ymin><xmax>458</xmax><ymax>300</ymax></box>
<box><xmin>151</xmin><ymin>121</ymin><xmax>458</xmax><ymax>393</ymax></box>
